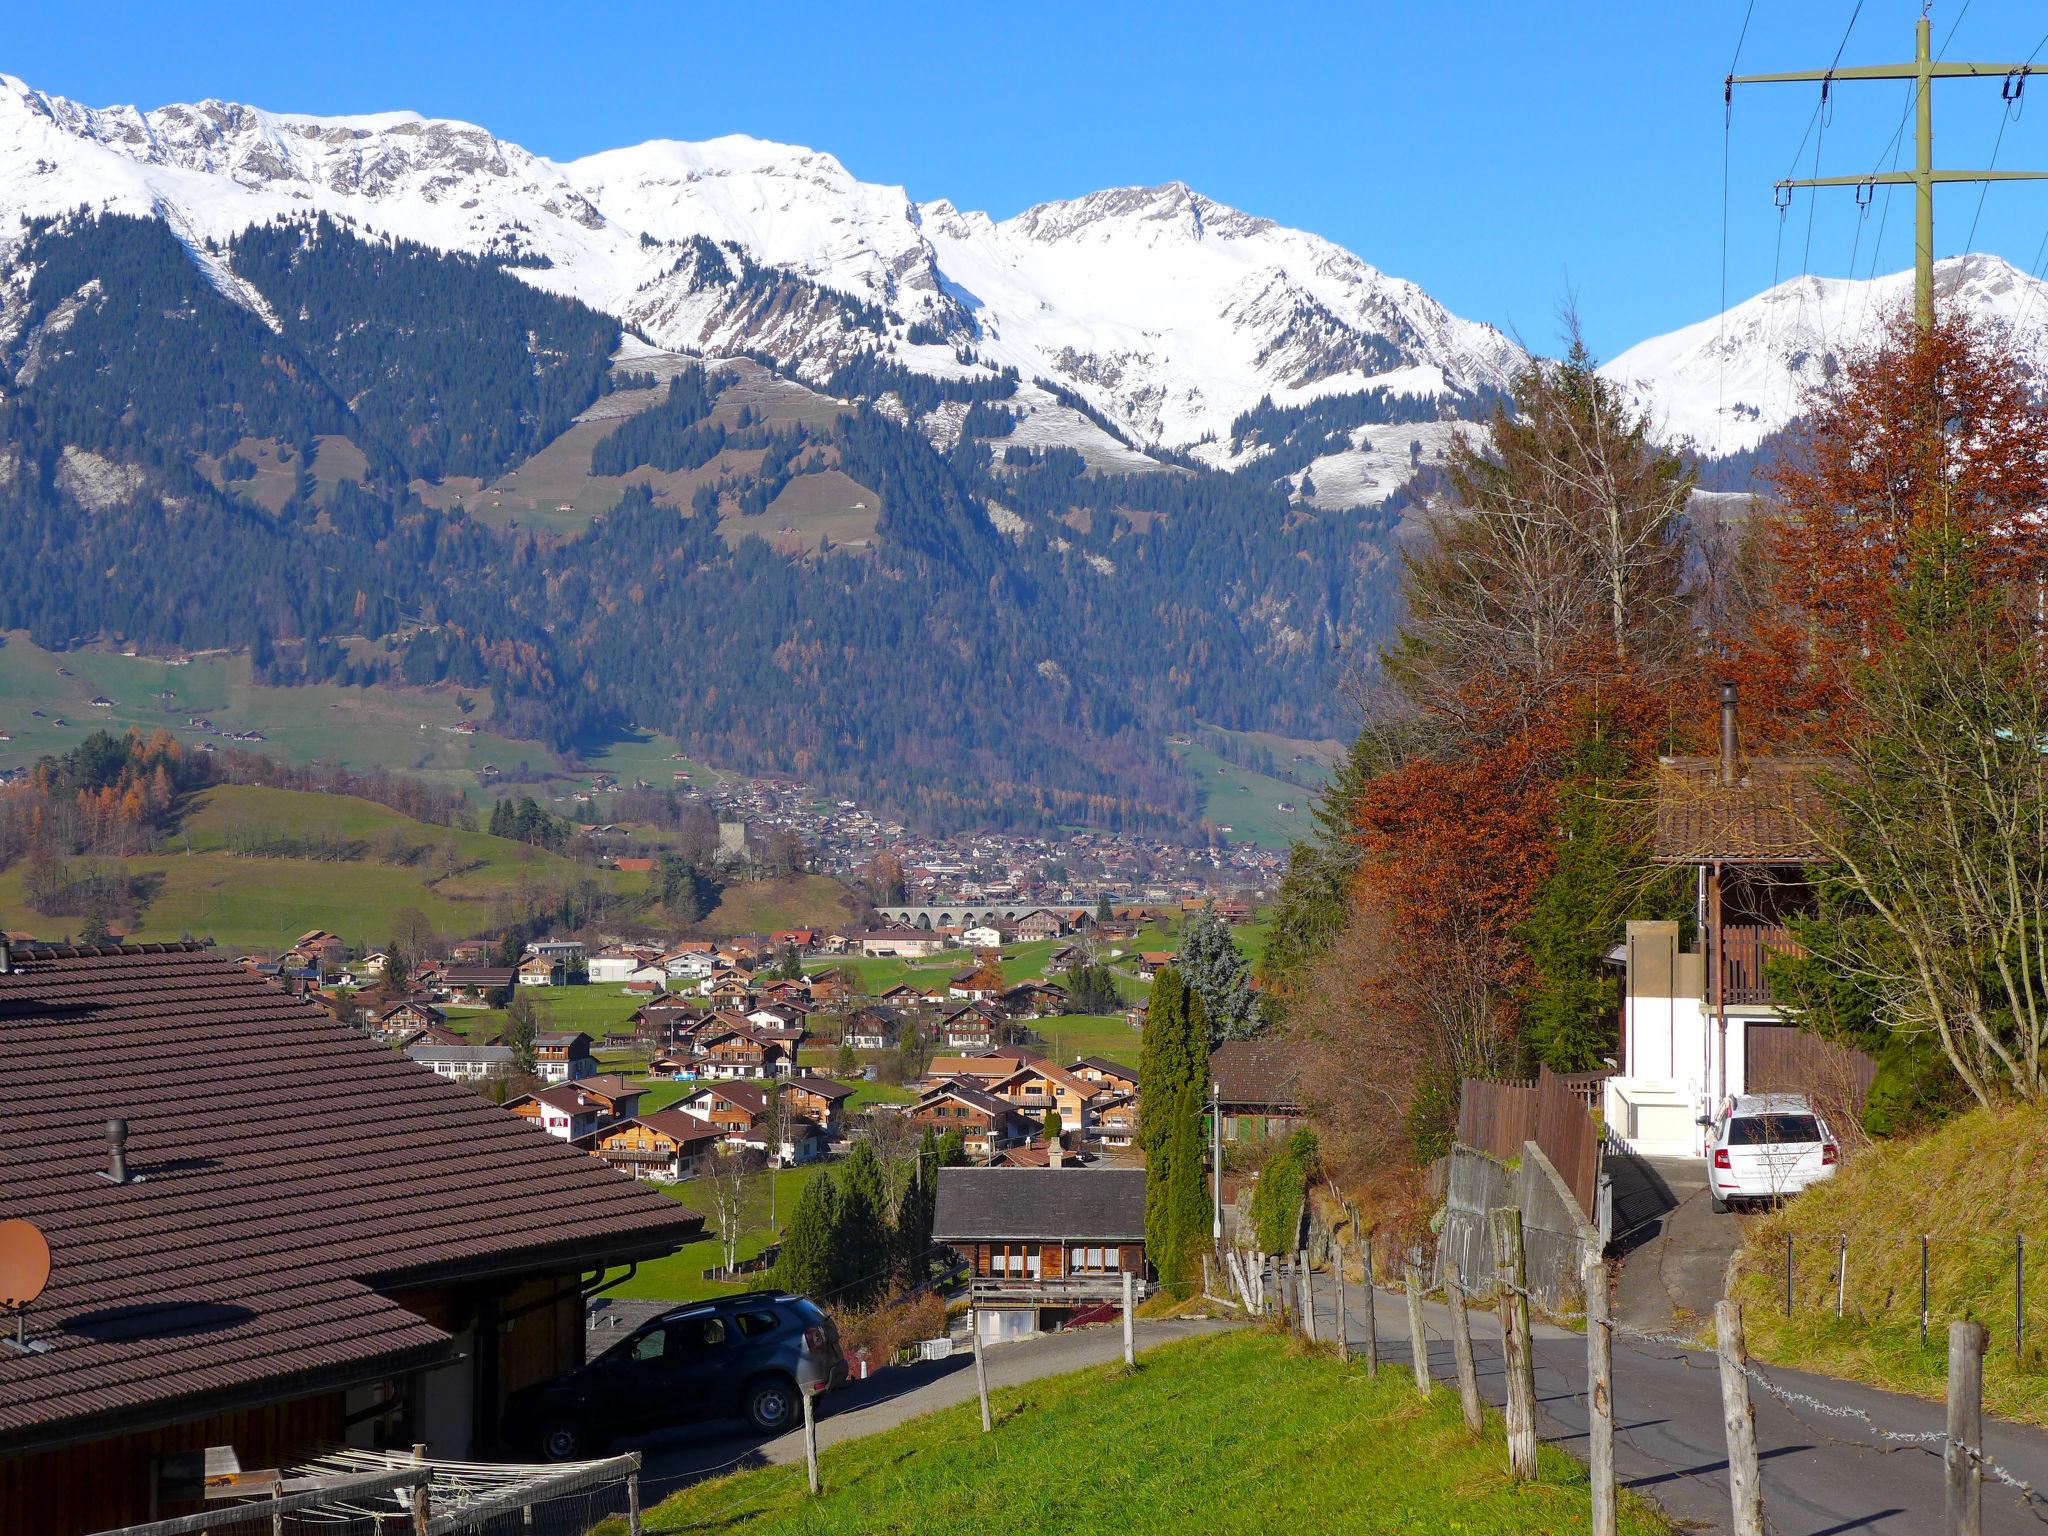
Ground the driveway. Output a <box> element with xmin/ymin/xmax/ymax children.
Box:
<box><xmin>1314</xmin><ymin>1274</ymin><xmax>2048</xmax><ymax>1534</ymax></box>
<box><xmin>625</xmin><ymin>1316</ymin><xmax>1234</xmax><ymax>1503</ymax></box>
<box><xmin>1607</xmin><ymin>1151</ymin><xmax>1746</xmax><ymax>1338</ymax></box>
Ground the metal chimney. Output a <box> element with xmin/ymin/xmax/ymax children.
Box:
<box><xmin>0</xmin><ymin>938</ymin><xmax>11</xmax><ymax>976</ymax></box>
<box><xmin>103</xmin><ymin>1120</ymin><xmax>131</xmax><ymax>1185</ymax></box>
<box><xmin>1718</xmin><ymin>681</ymin><xmax>1741</xmax><ymax>787</ymax></box>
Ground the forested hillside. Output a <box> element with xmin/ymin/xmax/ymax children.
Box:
<box><xmin>0</xmin><ymin>211</ymin><xmax>1429</xmax><ymax>835</ymax></box>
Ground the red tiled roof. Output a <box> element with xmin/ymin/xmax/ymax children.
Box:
<box><xmin>0</xmin><ymin>943</ymin><xmax>703</xmax><ymax>1453</ymax></box>
<box><xmin>1652</xmin><ymin>755</ymin><xmax>1835</xmax><ymax>864</ymax></box>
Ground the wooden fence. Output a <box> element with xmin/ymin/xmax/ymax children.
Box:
<box><xmin>1744</xmin><ymin>1023</ymin><xmax>1879</xmax><ymax>1122</ymax></box>
<box><xmin>1454</xmin><ymin>1068</ymin><xmax>1601</xmax><ymax>1224</ymax></box>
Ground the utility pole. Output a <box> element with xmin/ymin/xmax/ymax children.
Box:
<box><xmin>1210</xmin><ymin>1080</ymin><xmax>1223</xmax><ymax>1249</ymax></box>
<box><xmin>1730</xmin><ymin>13</ymin><xmax>2048</xmax><ymax>335</ymax></box>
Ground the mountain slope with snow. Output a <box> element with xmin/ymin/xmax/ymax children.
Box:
<box><xmin>1599</xmin><ymin>254</ymin><xmax>2048</xmax><ymax>455</ymax></box>
<box><xmin>0</xmin><ymin>72</ymin><xmax>1523</xmax><ymax>460</ymax></box>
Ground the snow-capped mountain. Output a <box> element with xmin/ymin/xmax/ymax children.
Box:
<box><xmin>1600</xmin><ymin>254</ymin><xmax>2048</xmax><ymax>456</ymax></box>
<box><xmin>0</xmin><ymin>73</ymin><xmax>1523</xmax><ymax>454</ymax></box>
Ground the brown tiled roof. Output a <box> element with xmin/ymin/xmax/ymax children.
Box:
<box><xmin>0</xmin><ymin>943</ymin><xmax>703</xmax><ymax>1453</ymax></box>
<box><xmin>1209</xmin><ymin>1039</ymin><xmax>1306</xmax><ymax>1111</ymax></box>
<box><xmin>933</xmin><ymin>1167</ymin><xmax>1145</xmax><ymax>1241</ymax></box>
<box><xmin>1652</xmin><ymin>755</ymin><xmax>1835</xmax><ymax>864</ymax></box>
<box><xmin>621</xmin><ymin>1111</ymin><xmax>723</xmax><ymax>1145</ymax></box>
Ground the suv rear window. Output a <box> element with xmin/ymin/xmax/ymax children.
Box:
<box><xmin>732</xmin><ymin>1310</ymin><xmax>783</xmax><ymax>1339</ymax></box>
<box><xmin>1728</xmin><ymin>1113</ymin><xmax>1822</xmax><ymax>1145</ymax></box>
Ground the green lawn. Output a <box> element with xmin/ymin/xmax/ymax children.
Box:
<box><xmin>603</xmin><ymin>1166</ymin><xmax>832</xmax><ymax>1302</ymax></box>
<box><xmin>608</xmin><ymin>1330</ymin><xmax>1670</xmax><ymax>1535</ymax></box>
<box><xmin>0</xmin><ymin>783</ymin><xmax>646</xmax><ymax>948</ymax></box>
<box><xmin>1026</xmin><ymin>1014</ymin><xmax>1139</xmax><ymax>1067</ymax></box>
<box><xmin>1169</xmin><ymin>739</ymin><xmax>1321</xmax><ymax>851</ymax></box>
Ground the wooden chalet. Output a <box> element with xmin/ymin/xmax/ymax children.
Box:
<box><xmin>781</xmin><ymin>1075</ymin><xmax>856</xmax><ymax>1137</ymax></box>
<box><xmin>934</xmin><ymin>1166</ymin><xmax>1150</xmax><ymax>1340</ymax></box>
<box><xmin>1209</xmin><ymin>1039</ymin><xmax>1306</xmax><ymax>1142</ymax></box>
<box><xmin>908</xmin><ymin>1081</ymin><xmax>1032</xmax><ymax>1158</ymax></box>
<box><xmin>585</xmin><ymin>1111</ymin><xmax>722</xmax><ymax>1181</ymax></box>
<box><xmin>0</xmin><ymin>941</ymin><xmax>700</xmax><ymax>1533</ymax></box>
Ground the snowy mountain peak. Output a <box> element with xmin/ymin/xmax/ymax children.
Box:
<box><xmin>0</xmin><ymin>71</ymin><xmax>1525</xmax><ymax>459</ymax></box>
<box><xmin>1600</xmin><ymin>253</ymin><xmax>2048</xmax><ymax>455</ymax></box>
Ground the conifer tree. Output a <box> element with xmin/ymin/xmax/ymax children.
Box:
<box><xmin>834</xmin><ymin>1141</ymin><xmax>891</xmax><ymax>1304</ymax></box>
<box><xmin>773</xmin><ymin>1172</ymin><xmax>840</xmax><ymax>1299</ymax></box>
<box><xmin>1179</xmin><ymin>908</ymin><xmax>1261</xmax><ymax>1043</ymax></box>
<box><xmin>894</xmin><ymin>1129</ymin><xmax>940</xmax><ymax>1285</ymax></box>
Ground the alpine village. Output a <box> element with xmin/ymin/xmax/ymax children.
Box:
<box><xmin>13</xmin><ymin>6</ymin><xmax>2048</xmax><ymax>1534</ymax></box>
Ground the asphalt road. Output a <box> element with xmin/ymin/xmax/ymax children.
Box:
<box><xmin>1313</xmin><ymin>1274</ymin><xmax>2048</xmax><ymax>1535</ymax></box>
<box><xmin>624</xmin><ymin>1316</ymin><xmax>1234</xmax><ymax>1504</ymax></box>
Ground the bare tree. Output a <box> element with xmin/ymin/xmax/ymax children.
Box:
<box><xmin>708</xmin><ymin>1145</ymin><xmax>767</xmax><ymax>1275</ymax></box>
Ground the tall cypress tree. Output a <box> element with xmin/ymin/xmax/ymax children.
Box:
<box><xmin>1141</xmin><ymin>970</ymin><xmax>1212</xmax><ymax>1296</ymax></box>
<box><xmin>773</xmin><ymin>1173</ymin><xmax>840</xmax><ymax>1299</ymax></box>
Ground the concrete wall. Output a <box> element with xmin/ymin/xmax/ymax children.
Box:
<box><xmin>1435</xmin><ymin>1140</ymin><xmax>1597</xmax><ymax>1315</ymax></box>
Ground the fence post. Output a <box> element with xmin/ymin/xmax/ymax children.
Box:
<box><xmin>1447</xmin><ymin>1277</ymin><xmax>1483</xmax><ymax>1435</ymax></box>
<box><xmin>1403</xmin><ymin>1247</ymin><xmax>1432</xmax><ymax>1398</ymax></box>
<box><xmin>801</xmin><ymin>1383</ymin><xmax>820</xmax><ymax>1496</ymax></box>
<box><xmin>971</xmin><ymin>1308</ymin><xmax>992</xmax><ymax>1433</ymax></box>
<box><xmin>1490</xmin><ymin>1209</ymin><xmax>1538</xmax><ymax>1482</ymax></box>
<box><xmin>1585</xmin><ymin>1241</ymin><xmax>1616</xmax><ymax>1536</ymax></box>
<box><xmin>1298</xmin><ymin>1248</ymin><xmax>1315</xmax><ymax>1343</ymax></box>
<box><xmin>2017</xmin><ymin>1232</ymin><xmax>2026</xmax><ymax>1368</ymax></box>
<box><xmin>409</xmin><ymin>1444</ymin><xmax>429</xmax><ymax>1536</ymax></box>
<box><xmin>1785</xmin><ymin>1233</ymin><xmax>1795</xmax><ymax>1317</ymax></box>
<box><xmin>1122</xmin><ymin>1269</ymin><xmax>1136</xmax><ymax>1368</ymax></box>
<box><xmin>1947</xmin><ymin>1319</ymin><xmax>1987</xmax><ymax>1536</ymax></box>
<box><xmin>1334</xmin><ymin>1235</ymin><xmax>1350</xmax><ymax>1364</ymax></box>
<box><xmin>1714</xmin><ymin>1300</ymin><xmax>1766</xmax><ymax>1536</ymax></box>
<box><xmin>1922</xmin><ymin>1236</ymin><xmax>1931</xmax><ymax>1347</ymax></box>
<box><xmin>1836</xmin><ymin>1235</ymin><xmax>1847</xmax><ymax>1321</ymax></box>
<box><xmin>627</xmin><ymin>1470</ymin><xmax>643</xmax><ymax>1536</ymax></box>
<box><xmin>1362</xmin><ymin>1232</ymin><xmax>1380</xmax><ymax>1377</ymax></box>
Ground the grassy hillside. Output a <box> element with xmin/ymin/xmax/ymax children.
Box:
<box><xmin>1732</xmin><ymin>1104</ymin><xmax>2048</xmax><ymax>1426</ymax></box>
<box><xmin>697</xmin><ymin>874</ymin><xmax>862</xmax><ymax>935</ymax></box>
<box><xmin>0</xmin><ymin>784</ymin><xmax>644</xmax><ymax>948</ymax></box>
<box><xmin>602</xmin><ymin>1165</ymin><xmax>832</xmax><ymax>1302</ymax></box>
<box><xmin>607</xmin><ymin>1330</ymin><xmax>1670</xmax><ymax>1535</ymax></box>
<box><xmin>0</xmin><ymin>631</ymin><xmax>723</xmax><ymax>803</ymax></box>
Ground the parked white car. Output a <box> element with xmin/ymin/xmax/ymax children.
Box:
<box><xmin>1709</xmin><ymin>1093</ymin><xmax>1839</xmax><ymax>1212</ymax></box>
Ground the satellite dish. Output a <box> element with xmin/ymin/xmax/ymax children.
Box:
<box><xmin>0</xmin><ymin>1219</ymin><xmax>52</xmax><ymax>1310</ymax></box>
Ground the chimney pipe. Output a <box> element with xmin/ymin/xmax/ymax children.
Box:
<box><xmin>104</xmin><ymin>1119</ymin><xmax>130</xmax><ymax>1184</ymax></box>
<box><xmin>0</xmin><ymin>937</ymin><xmax>11</xmax><ymax>975</ymax></box>
<box><xmin>1718</xmin><ymin>681</ymin><xmax>1741</xmax><ymax>787</ymax></box>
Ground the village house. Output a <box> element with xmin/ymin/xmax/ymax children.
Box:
<box><xmin>947</xmin><ymin>954</ymin><xmax>1006</xmax><ymax>1002</ymax></box>
<box><xmin>529</xmin><ymin>1029</ymin><xmax>597</xmax><ymax>1083</ymax></box>
<box><xmin>908</xmin><ymin>1081</ymin><xmax>1033</xmax><ymax>1158</ymax></box>
<box><xmin>0</xmin><ymin>940</ymin><xmax>702</xmax><ymax>1531</ymax></box>
<box><xmin>935</xmin><ymin>1003</ymin><xmax>1004</xmax><ymax>1052</ymax></box>
<box><xmin>805</xmin><ymin>966</ymin><xmax>853</xmax><ymax>1003</ymax></box>
<box><xmin>588</xmin><ymin>945</ymin><xmax>660</xmax><ymax>983</ymax></box>
<box><xmin>876</xmin><ymin>982</ymin><xmax>925</xmax><ymax>1007</ymax></box>
<box><xmin>674</xmin><ymin>1081</ymin><xmax>829</xmax><ymax>1163</ymax></box>
<box><xmin>696</xmin><ymin>1023</ymin><xmax>794</xmax><ymax>1079</ymax></box>
<box><xmin>585</xmin><ymin>1111</ymin><xmax>722</xmax><ymax>1181</ymax></box>
<box><xmin>1014</xmin><ymin>909</ymin><xmax>1069</xmax><ymax>939</ymax></box>
<box><xmin>1092</xmin><ymin>1092</ymin><xmax>1140</xmax><ymax>1148</ymax></box>
<box><xmin>771</xmin><ymin>928</ymin><xmax>818</xmax><ymax>951</ymax></box>
<box><xmin>505</xmin><ymin>1075</ymin><xmax>644</xmax><ymax>1140</ymax></box>
<box><xmin>1135</xmin><ymin>950</ymin><xmax>1176</xmax><ymax>982</ymax></box>
<box><xmin>663</xmin><ymin>947</ymin><xmax>718</xmax><ymax>981</ymax></box>
<box><xmin>838</xmin><ymin>1006</ymin><xmax>899</xmax><ymax>1051</ymax></box>
<box><xmin>999</xmin><ymin>981</ymin><xmax>1068</xmax><ymax>1019</ymax></box>
<box><xmin>1068</xmin><ymin>1056</ymin><xmax>1140</xmax><ymax>1095</ymax></box>
<box><xmin>858</xmin><ymin>928</ymin><xmax>950</xmax><ymax>958</ymax></box>
<box><xmin>985</xmin><ymin>1058</ymin><xmax>1101</xmax><ymax>1139</ymax></box>
<box><xmin>922</xmin><ymin>1054</ymin><xmax>1019</xmax><ymax>1086</ymax></box>
<box><xmin>516</xmin><ymin>954</ymin><xmax>565</xmax><ymax>987</ymax></box>
<box><xmin>781</xmin><ymin>1074</ymin><xmax>857</xmax><ymax>1138</ymax></box>
<box><xmin>406</xmin><ymin>1040</ymin><xmax>515</xmax><ymax>1082</ymax></box>
<box><xmin>1209</xmin><ymin>1038</ymin><xmax>1308</xmax><ymax>1143</ymax></box>
<box><xmin>933</xmin><ymin>1166</ymin><xmax>1149</xmax><ymax>1343</ymax></box>
<box><xmin>369</xmin><ymin>998</ymin><xmax>446</xmax><ymax>1042</ymax></box>
<box><xmin>960</xmin><ymin>923</ymin><xmax>1004</xmax><ymax>949</ymax></box>
<box><xmin>438</xmin><ymin>964</ymin><xmax>517</xmax><ymax>1003</ymax></box>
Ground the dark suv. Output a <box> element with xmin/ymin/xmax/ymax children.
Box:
<box><xmin>506</xmin><ymin>1292</ymin><xmax>847</xmax><ymax>1460</ymax></box>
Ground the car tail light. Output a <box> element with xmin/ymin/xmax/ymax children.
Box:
<box><xmin>1713</xmin><ymin>1148</ymin><xmax>1731</xmax><ymax>1169</ymax></box>
<box><xmin>1822</xmin><ymin>1143</ymin><xmax>1838</xmax><ymax>1166</ymax></box>
<box><xmin>803</xmin><ymin>1325</ymin><xmax>828</xmax><ymax>1351</ymax></box>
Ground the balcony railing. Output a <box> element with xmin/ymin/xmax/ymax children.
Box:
<box><xmin>969</xmin><ymin>1273</ymin><xmax>1148</xmax><ymax>1305</ymax></box>
<box><xmin>1720</xmin><ymin>924</ymin><xmax>1803</xmax><ymax>1007</ymax></box>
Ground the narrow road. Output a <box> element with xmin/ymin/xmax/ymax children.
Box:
<box><xmin>1312</xmin><ymin>1274</ymin><xmax>2048</xmax><ymax>1535</ymax></box>
<box><xmin>626</xmin><ymin>1316</ymin><xmax>1233</xmax><ymax>1502</ymax></box>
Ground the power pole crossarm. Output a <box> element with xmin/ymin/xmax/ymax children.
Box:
<box><xmin>1728</xmin><ymin>16</ymin><xmax>2047</xmax><ymax>335</ymax></box>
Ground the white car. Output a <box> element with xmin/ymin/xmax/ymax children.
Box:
<box><xmin>1709</xmin><ymin>1093</ymin><xmax>1838</xmax><ymax>1212</ymax></box>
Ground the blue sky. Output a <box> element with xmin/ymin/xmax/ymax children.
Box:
<box><xmin>13</xmin><ymin>1</ymin><xmax>2048</xmax><ymax>359</ymax></box>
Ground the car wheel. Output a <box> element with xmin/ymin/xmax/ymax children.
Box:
<box><xmin>744</xmin><ymin>1376</ymin><xmax>798</xmax><ymax>1433</ymax></box>
<box><xmin>538</xmin><ymin>1416</ymin><xmax>593</xmax><ymax>1462</ymax></box>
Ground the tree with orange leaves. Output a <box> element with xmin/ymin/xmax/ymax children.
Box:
<box><xmin>1725</xmin><ymin>310</ymin><xmax>2048</xmax><ymax>740</ymax></box>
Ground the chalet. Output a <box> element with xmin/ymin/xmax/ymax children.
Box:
<box><xmin>1210</xmin><ymin>1038</ymin><xmax>1307</xmax><ymax>1143</ymax></box>
<box><xmin>506</xmin><ymin>1075</ymin><xmax>644</xmax><ymax>1140</ymax></box>
<box><xmin>805</xmin><ymin>966</ymin><xmax>853</xmax><ymax>1003</ymax></box>
<box><xmin>1604</xmin><ymin>684</ymin><xmax>1869</xmax><ymax>1158</ymax></box>
<box><xmin>370</xmin><ymin>998</ymin><xmax>446</xmax><ymax>1041</ymax></box>
<box><xmin>674</xmin><ymin>1082</ymin><xmax>829</xmax><ymax>1163</ymax></box>
<box><xmin>934</xmin><ymin>1166</ymin><xmax>1150</xmax><ymax>1342</ymax></box>
<box><xmin>530</xmin><ymin>1030</ymin><xmax>597</xmax><ymax>1083</ymax></box>
<box><xmin>1047</xmin><ymin>944</ymin><xmax>1085</xmax><ymax>972</ymax></box>
<box><xmin>1068</xmin><ymin>1056</ymin><xmax>1140</xmax><ymax>1095</ymax></box>
<box><xmin>0</xmin><ymin>940</ymin><xmax>701</xmax><ymax>1531</ymax></box>
<box><xmin>909</xmin><ymin>1081</ymin><xmax>1033</xmax><ymax>1158</ymax></box>
<box><xmin>961</xmin><ymin>924</ymin><xmax>1005</xmax><ymax>949</ymax></box>
<box><xmin>876</xmin><ymin>982</ymin><xmax>924</xmax><ymax>1007</ymax></box>
<box><xmin>947</xmin><ymin>956</ymin><xmax>1006</xmax><ymax>1002</ymax></box>
<box><xmin>923</xmin><ymin>1054</ymin><xmax>1017</xmax><ymax>1085</ymax></box>
<box><xmin>439</xmin><ymin>965</ymin><xmax>516</xmax><ymax>1002</ymax></box>
<box><xmin>406</xmin><ymin>1041</ymin><xmax>514</xmax><ymax>1082</ymax></box>
<box><xmin>781</xmin><ymin>1074</ymin><xmax>857</xmax><ymax>1137</ymax></box>
<box><xmin>999</xmin><ymin>981</ymin><xmax>1068</xmax><ymax>1019</ymax></box>
<box><xmin>985</xmin><ymin>1058</ymin><xmax>1101</xmax><ymax>1138</ymax></box>
<box><xmin>697</xmin><ymin>1024</ymin><xmax>792</xmax><ymax>1079</ymax></box>
<box><xmin>646</xmin><ymin>1054</ymin><xmax>693</xmax><ymax>1079</ymax></box>
<box><xmin>585</xmin><ymin>1111</ymin><xmax>722</xmax><ymax>1181</ymax></box>
<box><xmin>1092</xmin><ymin>1092</ymin><xmax>1140</xmax><ymax>1147</ymax></box>
<box><xmin>771</xmin><ymin>928</ymin><xmax>818</xmax><ymax>950</ymax></box>
<box><xmin>526</xmin><ymin>939</ymin><xmax>587</xmax><ymax>966</ymax></box>
<box><xmin>1135</xmin><ymin>951</ymin><xmax>1176</xmax><ymax>981</ymax></box>
<box><xmin>516</xmin><ymin>954</ymin><xmax>564</xmax><ymax>987</ymax></box>
<box><xmin>936</xmin><ymin>1003</ymin><xmax>1003</xmax><ymax>1052</ymax></box>
<box><xmin>748</xmin><ymin>1001</ymin><xmax>809</xmax><ymax>1030</ymax></box>
<box><xmin>839</xmin><ymin>1006</ymin><xmax>899</xmax><ymax>1051</ymax></box>
<box><xmin>1014</xmin><ymin>909</ymin><xmax>1069</xmax><ymax>939</ymax></box>
<box><xmin>390</xmin><ymin>1023</ymin><xmax>466</xmax><ymax>1052</ymax></box>
<box><xmin>708</xmin><ymin>974</ymin><xmax>756</xmax><ymax>1010</ymax></box>
<box><xmin>663</xmin><ymin>948</ymin><xmax>718</xmax><ymax>981</ymax></box>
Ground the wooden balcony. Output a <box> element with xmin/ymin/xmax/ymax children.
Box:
<box><xmin>969</xmin><ymin>1273</ymin><xmax>1148</xmax><ymax>1306</ymax></box>
<box><xmin>1720</xmin><ymin>924</ymin><xmax>1803</xmax><ymax>1007</ymax></box>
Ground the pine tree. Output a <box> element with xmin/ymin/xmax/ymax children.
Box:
<box><xmin>937</xmin><ymin>1129</ymin><xmax>968</xmax><ymax>1168</ymax></box>
<box><xmin>834</xmin><ymin>1141</ymin><xmax>891</xmax><ymax>1305</ymax></box>
<box><xmin>1179</xmin><ymin>908</ymin><xmax>1262</xmax><ymax>1043</ymax></box>
<box><xmin>773</xmin><ymin>1173</ymin><xmax>840</xmax><ymax>1299</ymax></box>
<box><xmin>502</xmin><ymin>989</ymin><xmax>541</xmax><ymax>1079</ymax></box>
<box><xmin>894</xmin><ymin>1129</ymin><xmax>939</xmax><ymax>1285</ymax></box>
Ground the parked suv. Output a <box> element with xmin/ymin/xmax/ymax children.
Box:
<box><xmin>1709</xmin><ymin>1093</ymin><xmax>1838</xmax><ymax>1213</ymax></box>
<box><xmin>506</xmin><ymin>1292</ymin><xmax>847</xmax><ymax>1460</ymax></box>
